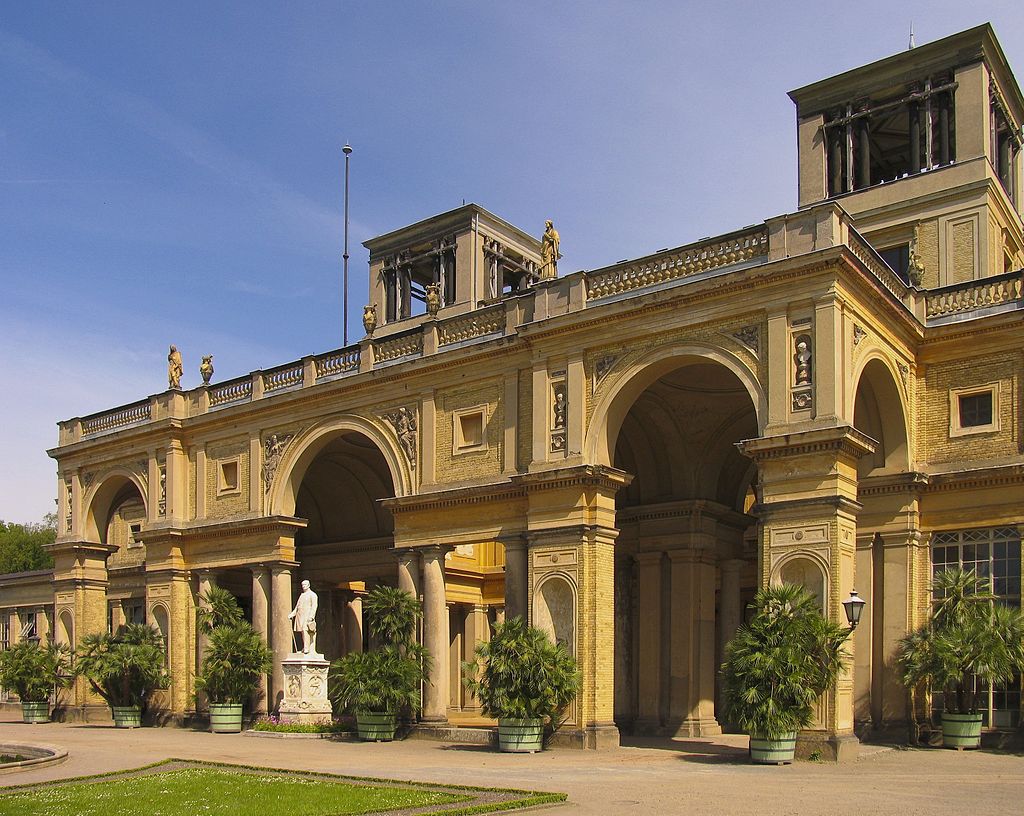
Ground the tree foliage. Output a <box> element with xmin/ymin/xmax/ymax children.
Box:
<box><xmin>330</xmin><ymin>585</ymin><xmax>430</xmax><ymax>716</ymax></box>
<box><xmin>0</xmin><ymin>515</ymin><xmax>56</xmax><ymax>574</ymax></box>
<box><xmin>897</xmin><ymin>568</ymin><xmax>1024</xmax><ymax>714</ymax></box>
<box><xmin>0</xmin><ymin>640</ymin><xmax>73</xmax><ymax>702</ymax></box>
<box><xmin>196</xmin><ymin>587</ymin><xmax>272</xmax><ymax>706</ymax></box>
<box><xmin>721</xmin><ymin>583</ymin><xmax>850</xmax><ymax>740</ymax></box>
<box><xmin>463</xmin><ymin>616</ymin><xmax>581</xmax><ymax>725</ymax></box>
<box><xmin>74</xmin><ymin>623</ymin><xmax>170</xmax><ymax>708</ymax></box>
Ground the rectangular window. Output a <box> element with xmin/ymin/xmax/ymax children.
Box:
<box><xmin>959</xmin><ymin>392</ymin><xmax>993</xmax><ymax>428</ymax></box>
<box><xmin>0</xmin><ymin>616</ymin><xmax>9</xmax><ymax>651</ymax></box>
<box><xmin>932</xmin><ymin>527</ymin><xmax>1022</xmax><ymax>727</ymax></box>
<box><xmin>128</xmin><ymin>523</ymin><xmax>142</xmax><ymax>548</ymax></box>
<box><xmin>453</xmin><ymin>407</ymin><xmax>487</xmax><ymax>454</ymax></box>
<box><xmin>879</xmin><ymin>244</ymin><xmax>910</xmax><ymax>283</ymax></box>
<box><xmin>19</xmin><ymin>612</ymin><xmax>38</xmax><ymax>641</ymax></box>
<box><xmin>217</xmin><ymin>458</ymin><xmax>241</xmax><ymax>496</ymax></box>
<box><xmin>123</xmin><ymin>601</ymin><xmax>146</xmax><ymax>626</ymax></box>
<box><xmin>949</xmin><ymin>384</ymin><xmax>999</xmax><ymax>437</ymax></box>
<box><xmin>824</xmin><ymin>76</ymin><xmax>955</xmax><ymax>196</ymax></box>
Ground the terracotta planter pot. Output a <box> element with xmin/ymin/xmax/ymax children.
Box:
<box><xmin>498</xmin><ymin>718</ymin><xmax>543</xmax><ymax>753</ymax></box>
<box><xmin>749</xmin><ymin>732</ymin><xmax>797</xmax><ymax>764</ymax></box>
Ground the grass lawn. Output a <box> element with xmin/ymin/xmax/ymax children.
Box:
<box><xmin>0</xmin><ymin>767</ymin><xmax>468</xmax><ymax>816</ymax></box>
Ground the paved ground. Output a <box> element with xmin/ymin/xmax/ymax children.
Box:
<box><xmin>2</xmin><ymin>717</ymin><xmax>1022</xmax><ymax>815</ymax></box>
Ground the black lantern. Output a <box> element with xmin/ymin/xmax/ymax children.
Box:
<box><xmin>842</xmin><ymin>589</ymin><xmax>866</xmax><ymax>629</ymax></box>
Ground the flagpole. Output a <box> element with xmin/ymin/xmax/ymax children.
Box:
<box><xmin>343</xmin><ymin>142</ymin><xmax>353</xmax><ymax>346</ymax></box>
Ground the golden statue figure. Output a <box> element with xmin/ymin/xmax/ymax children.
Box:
<box><xmin>540</xmin><ymin>219</ymin><xmax>561</xmax><ymax>279</ymax></box>
<box><xmin>167</xmin><ymin>345</ymin><xmax>183</xmax><ymax>390</ymax></box>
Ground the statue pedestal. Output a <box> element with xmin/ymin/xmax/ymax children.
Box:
<box><xmin>278</xmin><ymin>654</ymin><xmax>332</xmax><ymax>724</ymax></box>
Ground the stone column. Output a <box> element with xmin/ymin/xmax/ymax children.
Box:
<box><xmin>270</xmin><ymin>564</ymin><xmax>294</xmax><ymax>713</ymax></box>
<box><xmin>195</xmin><ymin>569</ymin><xmax>214</xmax><ymax>710</ymax></box>
<box><xmin>421</xmin><ymin>545</ymin><xmax>451</xmax><ymax>723</ymax></box>
<box><xmin>251</xmin><ymin>566</ymin><xmax>270</xmax><ymax>715</ymax></box>
<box><xmin>344</xmin><ymin>594</ymin><xmax>364</xmax><ymax>654</ymax></box>
<box><xmin>448</xmin><ymin>604</ymin><xmax>463</xmax><ymax>711</ymax></box>
<box><xmin>668</xmin><ymin>550</ymin><xmax>721</xmax><ymax>737</ymax></box>
<box><xmin>502</xmin><ymin>536</ymin><xmax>528</xmax><ymax>621</ymax></box>
<box><xmin>462</xmin><ymin>605</ymin><xmax>490</xmax><ymax>712</ymax></box>
<box><xmin>634</xmin><ymin>552</ymin><xmax>663</xmax><ymax>732</ymax></box>
<box><xmin>397</xmin><ymin>549</ymin><xmax>421</xmax><ymax>600</ymax></box>
<box><xmin>718</xmin><ymin>559</ymin><xmax>745</xmax><ymax>662</ymax></box>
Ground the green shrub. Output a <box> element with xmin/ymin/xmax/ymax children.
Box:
<box><xmin>0</xmin><ymin>640</ymin><xmax>72</xmax><ymax>702</ymax></box>
<box><xmin>195</xmin><ymin>587</ymin><xmax>272</xmax><ymax>706</ymax></box>
<box><xmin>74</xmin><ymin>623</ymin><xmax>170</xmax><ymax>709</ymax></box>
<box><xmin>463</xmin><ymin>616</ymin><xmax>580</xmax><ymax>725</ymax></box>
<box><xmin>897</xmin><ymin>568</ymin><xmax>1024</xmax><ymax>715</ymax></box>
<box><xmin>721</xmin><ymin>584</ymin><xmax>849</xmax><ymax>740</ymax></box>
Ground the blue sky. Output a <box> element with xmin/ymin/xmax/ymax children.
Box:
<box><xmin>2</xmin><ymin>2</ymin><xmax>1022</xmax><ymax>523</ymax></box>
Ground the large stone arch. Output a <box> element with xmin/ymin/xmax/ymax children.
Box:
<box><xmin>852</xmin><ymin>354</ymin><xmax>910</xmax><ymax>477</ymax></box>
<box><xmin>269</xmin><ymin>414</ymin><xmax>411</xmax><ymax>517</ymax></box>
<box><xmin>82</xmin><ymin>468</ymin><xmax>149</xmax><ymax>543</ymax></box>
<box><xmin>586</xmin><ymin>343</ymin><xmax>766</xmax><ymax>467</ymax></box>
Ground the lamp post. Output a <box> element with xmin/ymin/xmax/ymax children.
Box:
<box><xmin>842</xmin><ymin>589</ymin><xmax>866</xmax><ymax>629</ymax></box>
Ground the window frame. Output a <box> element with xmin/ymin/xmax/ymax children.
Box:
<box><xmin>949</xmin><ymin>383</ymin><xmax>1000</xmax><ymax>437</ymax></box>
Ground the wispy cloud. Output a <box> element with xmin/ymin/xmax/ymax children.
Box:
<box><xmin>0</xmin><ymin>29</ymin><xmax>342</xmax><ymax>253</ymax></box>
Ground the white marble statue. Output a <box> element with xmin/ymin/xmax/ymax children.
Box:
<box><xmin>288</xmin><ymin>580</ymin><xmax>319</xmax><ymax>656</ymax></box>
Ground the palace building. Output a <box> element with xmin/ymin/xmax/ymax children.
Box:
<box><xmin>2</xmin><ymin>24</ymin><xmax>1022</xmax><ymax>757</ymax></box>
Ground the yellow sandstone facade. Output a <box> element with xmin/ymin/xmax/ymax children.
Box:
<box><xmin>2</xmin><ymin>24</ymin><xmax>1022</xmax><ymax>757</ymax></box>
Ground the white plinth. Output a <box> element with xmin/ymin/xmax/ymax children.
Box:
<box><xmin>278</xmin><ymin>654</ymin><xmax>333</xmax><ymax>724</ymax></box>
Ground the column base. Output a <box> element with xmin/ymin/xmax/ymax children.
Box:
<box><xmin>548</xmin><ymin>722</ymin><xmax>620</xmax><ymax>749</ymax></box>
<box><xmin>796</xmin><ymin>731</ymin><xmax>860</xmax><ymax>763</ymax></box>
<box><xmin>670</xmin><ymin>717</ymin><xmax>722</xmax><ymax>738</ymax></box>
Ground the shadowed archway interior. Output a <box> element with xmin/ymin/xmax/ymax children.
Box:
<box><xmin>292</xmin><ymin>431</ymin><xmax>397</xmax><ymax>660</ymax></box>
<box><xmin>611</xmin><ymin>362</ymin><xmax>760</xmax><ymax>738</ymax></box>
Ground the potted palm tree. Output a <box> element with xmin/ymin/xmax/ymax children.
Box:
<box><xmin>196</xmin><ymin>587</ymin><xmax>273</xmax><ymax>733</ymax></box>
<box><xmin>721</xmin><ymin>584</ymin><xmax>850</xmax><ymax>764</ymax></box>
<box><xmin>897</xmin><ymin>568</ymin><xmax>1024</xmax><ymax>749</ymax></box>
<box><xmin>0</xmin><ymin>640</ymin><xmax>73</xmax><ymax>723</ymax></box>
<box><xmin>329</xmin><ymin>586</ymin><xmax>429</xmax><ymax>741</ymax></box>
<box><xmin>74</xmin><ymin>623</ymin><xmax>170</xmax><ymax>728</ymax></box>
<box><xmin>463</xmin><ymin>616</ymin><xmax>581</xmax><ymax>753</ymax></box>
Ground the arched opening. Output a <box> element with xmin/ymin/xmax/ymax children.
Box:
<box><xmin>84</xmin><ymin>474</ymin><xmax>147</xmax><ymax>635</ymax></box>
<box><xmin>853</xmin><ymin>358</ymin><xmax>909</xmax><ymax>479</ymax></box>
<box><xmin>56</xmin><ymin>609</ymin><xmax>74</xmax><ymax>647</ymax></box>
<box><xmin>534</xmin><ymin>575</ymin><xmax>576</xmax><ymax>655</ymax></box>
<box><xmin>778</xmin><ymin>556</ymin><xmax>826</xmax><ymax>610</ymax></box>
<box><xmin>290</xmin><ymin>430</ymin><xmax>398</xmax><ymax>662</ymax></box>
<box><xmin>607</xmin><ymin>360</ymin><xmax>760</xmax><ymax>738</ymax></box>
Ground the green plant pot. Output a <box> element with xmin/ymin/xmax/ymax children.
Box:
<box><xmin>750</xmin><ymin>732</ymin><xmax>797</xmax><ymax>765</ymax></box>
<box><xmin>498</xmin><ymin>718</ymin><xmax>544</xmax><ymax>753</ymax></box>
<box><xmin>111</xmin><ymin>705</ymin><xmax>142</xmax><ymax>728</ymax></box>
<box><xmin>941</xmin><ymin>712</ymin><xmax>982</xmax><ymax>750</ymax></box>
<box><xmin>355</xmin><ymin>711</ymin><xmax>396</xmax><ymax>742</ymax></box>
<box><xmin>21</xmin><ymin>701</ymin><xmax>50</xmax><ymax>724</ymax></box>
<box><xmin>209</xmin><ymin>703</ymin><xmax>244</xmax><ymax>733</ymax></box>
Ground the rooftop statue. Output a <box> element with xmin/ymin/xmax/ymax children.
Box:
<box><xmin>167</xmin><ymin>345</ymin><xmax>183</xmax><ymax>390</ymax></box>
<box><xmin>540</xmin><ymin>219</ymin><xmax>561</xmax><ymax>279</ymax></box>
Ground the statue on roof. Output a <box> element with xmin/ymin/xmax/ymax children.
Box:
<box><xmin>540</xmin><ymin>220</ymin><xmax>561</xmax><ymax>279</ymax></box>
<box><xmin>167</xmin><ymin>345</ymin><xmax>183</xmax><ymax>390</ymax></box>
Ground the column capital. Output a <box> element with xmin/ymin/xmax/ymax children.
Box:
<box><xmin>633</xmin><ymin>551</ymin><xmax>664</xmax><ymax>566</ymax></box>
<box><xmin>395</xmin><ymin>548</ymin><xmax>421</xmax><ymax>566</ymax></box>
<box><xmin>720</xmin><ymin>558</ymin><xmax>746</xmax><ymax>574</ymax></box>
<box><xmin>420</xmin><ymin>544</ymin><xmax>454</xmax><ymax>562</ymax></box>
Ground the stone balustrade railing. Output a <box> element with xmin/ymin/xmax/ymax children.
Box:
<box><xmin>262</xmin><ymin>362</ymin><xmax>304</xmax><ymax>393</ymax></box>
<box><xmin>209</xmin><ymin>378</ymin><xmax>253</xmax><ymax>407</ymax></box>
<box><xmin>80</xmin><ymin>400</ymin><xmax>152</xmax><ymax>436</ymax></box>
<box><xmin>848</xmin><ymin>230</ymin><xmax>909</xmax><ymax>303</ymax></box>
<box><xmin>585</xmin><ymin>227</ymin><xmax>768</xmax><ymax>300</ymax></box>
<box><xmin>925</xmin><ymin>271</ymin><xmax>1022</xmax><ymax>320</ymax></box>
<box><xmin>374</xmin><ymin>329</ymin><xmax>423</xmax><ymax>363</ymax></box>
<box><xmin>438</xmin><ymin>304</ymin><xmax>504</xmax><ymax>346</ymax></box>
<box><xmin>315</xmin><ymin>347</ymin><xmax>360</xmax><ymax>380</ymax></box>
